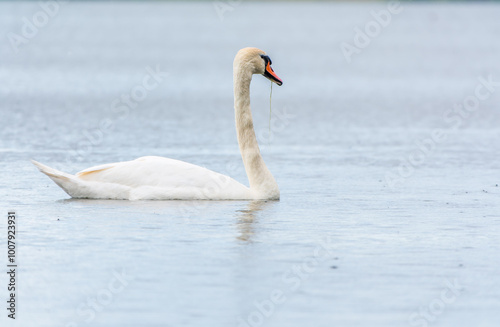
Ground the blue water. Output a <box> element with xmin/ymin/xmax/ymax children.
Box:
<box><xmin>1</xmin><ymin>2</ymin><xmax>499</xmax><ymax>327</ymax></box>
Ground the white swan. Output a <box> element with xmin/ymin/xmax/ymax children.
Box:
<box><xmin>32</xmin><ymin>47</ymin><xmax>283</xmax><ymax>200</ymax></box>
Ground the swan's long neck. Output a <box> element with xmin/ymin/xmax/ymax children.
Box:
<box><xmin>233</xmin><ymin>63</ymin><xmax>279</xmax><ymax>199</ymax></box>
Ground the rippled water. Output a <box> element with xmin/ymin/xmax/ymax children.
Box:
<box><xmin>1</xmin><ymin>2</ymin><xmax>500</xmax><ymax>327</ymax></box>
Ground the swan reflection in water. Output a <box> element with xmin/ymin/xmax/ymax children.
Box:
<box><xmin>235</xmin><ymin>200</ymin><xmax>275</xmax><ymax>242</ymax></box>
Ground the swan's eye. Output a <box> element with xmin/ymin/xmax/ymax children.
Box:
<box><xmin>260</xmin><ymin>54</ymin><xmax>272</xmax><ymax>65</ymax></box>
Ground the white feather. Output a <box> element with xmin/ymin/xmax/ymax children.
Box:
<box><xmin>32</xmin><ymin>157</ymin><xmax>251</xmax><ymax>200</ymax></box>
<box><xmin>32</xmin><ymin>47</ymin><xmax>281</xmax><ymax>201</ymax></box>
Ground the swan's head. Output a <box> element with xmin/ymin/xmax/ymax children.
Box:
<box><xmin>235</xmin><ymin>47</ymin><xmax>283</xmax><ymax>86</ymax></box>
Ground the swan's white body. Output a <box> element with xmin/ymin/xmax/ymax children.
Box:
<box><xmin>32</xmin><ymin>156</ymin><xmax>254</xmax><ymax>200</ymax></box>
<box><xmin>32</xmin><ymin>47</ymin><xmax>282</xmax><ymax>200</ymax></box>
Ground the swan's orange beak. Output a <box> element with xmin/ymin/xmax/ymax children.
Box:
<box><xmin>263</xmin><ymin>62</ymin><xmax>283</xmax><ymax>86</ymax></box>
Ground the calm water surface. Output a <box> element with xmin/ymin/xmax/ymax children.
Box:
<box><xmin>1</xmin><ymin>2</ymin><xmax>499</xmax><ymax>327</ymax></box>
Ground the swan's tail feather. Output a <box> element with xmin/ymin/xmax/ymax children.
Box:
<box><xmin>32</xmin><ymin>160</ymin><xmax>132</xmax><ymax>199</ymax></box>
<box><xmin>31</xmin><ymin>160</ymin><xmax>71</xmax><ymax>179</ymax></box>
<box><xmin>31</xmin><ymin>160</ymin><xmax>79</xmax><ymax>196</ymax></box>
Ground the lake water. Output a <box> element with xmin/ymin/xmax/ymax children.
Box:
<box><xmin>1</xmin><ymin>1</ymin><xmax>499</xmax><ymax>327</ymax></box>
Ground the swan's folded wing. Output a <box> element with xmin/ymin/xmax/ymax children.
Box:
<box><xmin>74</xmin><ymin>156</ymin><xmax>245</xmax><ymax>191</ymax></box>
<box><xmin>76</xmin><ymin>163</ymin><xmax>116</xmax><ymax>177</ymax></box>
